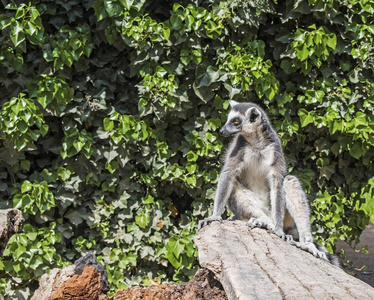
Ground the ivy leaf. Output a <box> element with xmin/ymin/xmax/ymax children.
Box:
<box><xmin>21</xmin><ymin>181</ymin><xmax>32</xmax><ymax>193</ymax></box>
<box><xmin>65</xmin><ymin>208</ymin><xmax>87</xmax><ymax>226</ymax></box>
<box><xmin>349</xmin><ymin>142</ymin><xmax>364</xmax><ymax>159</ymax></box>
<box><xmin>195</xmin><ymin>65</ymin><xmax>220</xmax><ymax>87</ymax></box>
<box><xmin>296</xmin><ymin>44</ymin><xmax>309</xmax><ymax>61</ymax></box>
<box><xmin>10</xmin><ymin>20</ymin><xmax>25</xmax><ymax>47</ymax></box>
<box><xmin>104</xmin><ymin>0</ymin><xmax>123</xmax><ymax>17</ymax></box>
<box><xmin>298</xmin><ymin>109</ymin><xmax>314</xmax><ymax>127</ymax></box>
<box><xmin>170</xmin><ymin>14</ymin><xmax>183</xmax><ymax>29</ymax></box>
<box><xmin>103</xmin><ymin>118</ymin><xmax>114</xmax><ymax>130</ymax></box>
<box><xmin>193</xmin><ymin>83</ymin><xmax>215</xmax><ymax>101</ymax></box>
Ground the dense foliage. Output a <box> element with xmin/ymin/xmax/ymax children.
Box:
<box><xmin>1</xmin><ymin>0</ymin><xmax>374</xmax><ymax>298</ymax></box>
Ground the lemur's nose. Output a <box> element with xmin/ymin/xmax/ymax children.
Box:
<box><xmin>219</xmin><ymin>126</ymin><xmax>230</xmax><ymax>136</ymax></box>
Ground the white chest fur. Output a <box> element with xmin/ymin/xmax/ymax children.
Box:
<box><xmin>239</xmin><ymin>144</ymin><xmax>275</xmax><ymax>203</ymax></box>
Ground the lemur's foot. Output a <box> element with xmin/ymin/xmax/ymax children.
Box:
<box><xmin>267</xmin><ymin>226</ymin><xmax>294</xmax><ymax>243</ymax></box>
<box><xmin>197</xmin><ymin>216</ymin><xmax>223</xmax><ymax>232</ymax></box>
<box><xmin>285</xmin><ymin>234</ymin><xmax>294</xmax><ymax>243</ymax></box>
<box><xmin>297</xmin><ymin>242</ymin><xmax>329</xmax><ymax>262</ymax></box>
<box><xmin>268</xmin><ymin>227</ymin><xmax>287</xmax><ymax>241</ymax></box>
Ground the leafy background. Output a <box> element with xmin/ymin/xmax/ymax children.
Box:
<box><xmin>1</xmin><ymin>0</ymin><xmax>374</xmax><ymax>298</ymax></box>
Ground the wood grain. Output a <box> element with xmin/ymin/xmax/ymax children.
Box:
<box><xmin>194</xmin><ymin>220</ymin><xmax>374</xmax><ymax>300</ymax></box>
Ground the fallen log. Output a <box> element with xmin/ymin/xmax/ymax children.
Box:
<box><xmin>194</xmin><ymin>220</ymin><xmax>374</xmax><ymax>300</ymax></box>
<box><xmin>0</xmin><ymin>208</ymin><xmax>24</xmax><ymax>257</ymax></box>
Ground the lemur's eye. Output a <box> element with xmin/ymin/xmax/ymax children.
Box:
<box><xmin>233</xmin><ymin>120</ymin><xmax>240</xmax><ymax>126</ymax></box>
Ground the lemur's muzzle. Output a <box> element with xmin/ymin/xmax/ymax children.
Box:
<box><xmin>219</xmin><ymin>125</ymin><xmax>231</xmax><ymax>137</ymax></box>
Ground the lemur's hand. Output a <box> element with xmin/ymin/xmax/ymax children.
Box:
<box><xmin>247</xmin><ymin>217</ymin><xmax>274</xmax><ymax>230</ymax></box>
<box><xmin>197</xmin><ymin>216</ymin><xmax>223</xmax><ymax>232</ymax></box>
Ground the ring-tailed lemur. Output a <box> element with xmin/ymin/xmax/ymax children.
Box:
<box><xmin>198</xmin><ymin>100</ymin><xmax>339</xmax><ymax>266</ymax></box>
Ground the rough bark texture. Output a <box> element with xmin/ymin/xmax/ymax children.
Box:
<box><xmin>32</xmin><ymin>262</ymin><xmax>226</xmax><ymax>300</ymax></box>
<box><xmin>30</xmin><ymin>265</ymin><xmax>76</xmax><ymax>300</ymax></box>
<box><xmin>0</xmin><ymin>208</ymin><xmax>23</xmax><ymax>257</ymax></box>
<box><xmin>31</xmin><ymin>252</ymin><xmax>109</xmax><ymax>300</ymax></box>
<box><xmin>50</xmin><ymin>266</ymin><xmax>103</xmax><ymax>300</ymax></box>
<box><xmin>105</xmin><ymin>269</ymin><xmax>227</xmax><ymax>300</ymax></box>
<box><xmin>194</xmin><ymin>220</ymin><xmax>374</xmax><ymax>300</ymax></box>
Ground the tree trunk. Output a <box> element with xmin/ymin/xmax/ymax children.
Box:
<box><xmin>0</xmin><ymin>208</ymin><xmax>24</xmax><ymax>257</ymax></box>
<box><xmin>194</xmin><ymin>220</ymin><xmax>374</xmax><ymax>300</ymax></box>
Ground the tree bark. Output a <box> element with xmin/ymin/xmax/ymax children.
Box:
<box><xmin>0</xmin><ymin>208</ymin><xmax>23</xmax><ymax>257</ymax></box>
<box><xmin>194</xmin><ymin>220</ymin><xmax>374</xmax><ymax>300</ymax></box>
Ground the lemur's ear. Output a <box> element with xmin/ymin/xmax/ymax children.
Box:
<box><xmin>245</xmin><ymin>107</ymin><xmax>261</xmax><ymax>123</ymax></box>
<box><xmin>229</xmin><ymin>100</ymin><xmax>239</xmax><ymax>108</ymax></box>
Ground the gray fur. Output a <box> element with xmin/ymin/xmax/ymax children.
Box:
<box><xmin>198</xmin><ymin>101</ymin><xmax>339</xmax><ymax>266</ymax></box>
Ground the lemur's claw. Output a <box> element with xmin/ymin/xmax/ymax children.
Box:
<box><xmin>197</xmin><ymin>216</ymin><xmax>223</xmax><ymax>232</ymax></box>
<box><xmin>268</xmin><ymin>227</ymin><xmax>287</xmax><ymax>240</ymax></box>
<box><xmin>285</xmin><ymin>234</ymin><xmax>294</xmax><ymax>243</ymax></box>
<box><xmin>298</xmin><ymin>242</ymin><xmax>329</xmax><ymax>262</ymax></box>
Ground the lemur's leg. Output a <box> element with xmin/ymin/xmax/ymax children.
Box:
<box><xmin>228</xmin><ymin>186</ymin><xmax>274</xmax><ymax>231</ymax></box>
<box><xmin>283</xmin><ymin>176</ymin><xmax>313</xmax><ymax>242</ymax></box>
<box><xmin>283</xmin><ymin>175</ymin><xmax>329</xmax><ymax>261</ymax></box>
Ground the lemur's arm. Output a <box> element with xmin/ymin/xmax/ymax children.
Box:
<box><xmin>212</xmin><ymin>167</ymin><xmax>234</xmax><ymax>217</ymax></box>
<box><xmin>268</xmin><ymin>170</ymin><xmax>286</xmax><ymax>238</ymax></box>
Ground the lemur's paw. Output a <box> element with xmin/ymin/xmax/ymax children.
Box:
<box><xmin>247</xmin><ymin>218</ymin><xmax>273</xmax><ymax>231</ymax></box>
<box><xmin>197</xmin><ymin>216</ymin><xmax>223</xmax><ymax>232</ymax></box>
<box><xmin>299</xmin><ymin>242</ymin><xmax>329</xmax><ymax>262</ymax></box>
<box><xmin>285</xmin><ymin>234</ymin><xmax>294</xmax><ymax>243</ymax></box>
<box><xmin>299</xmin><ymin>235</ymin><xmax>314</xmax><ymax>244</ymax></box>
<box><xmin>315</xmin><ymin>250</ymin><xmax>329</xmax><ymax>262</ymax></box>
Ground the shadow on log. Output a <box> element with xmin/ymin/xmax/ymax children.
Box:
<box><xmin>0</xmin><ymin>208</ymin><xmax>23</xmax><ymax>257</ymax></box>
<box><xmin>194</xmin><ymin>220</ymin><xmax>374</xmax><ymax>300</ymax></box>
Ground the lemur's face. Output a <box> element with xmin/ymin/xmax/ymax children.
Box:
<box><xmin>219</xmin><ymin>100</ymin><xmax>262</xmax><ymax>136</ymax></box>
<box><xmin>219</xmin><ymin>110</ymin><xmax>243</xmax><ymax>136</ymax></box>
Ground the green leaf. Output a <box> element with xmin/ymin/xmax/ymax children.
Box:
<box><xmin>298</xmin><ymin>109</ymin><xmax>314</xmax><ymax>127</ymax></box>
<box><xmin>58</xmin><ymin>166</ymin><xmax>75</xmax><ymax>181</ymax></box>
<box><xmin>103</xmin><ymin>118</ymin><xmax>114</xmax><ymax>130</ymax></box>
<box><xmin>17</xmin><ymin>120</ymin><xmax>28</xmax><ymax>133</ymax></box>
<box><xmin>104</xmin><ymin>0</ymin><xmax>123</xmax><ymax>17</ymax></box>
<box><xmin>195</xmin><ymin>65</ymin><xmax>219</xmax><ymax>87</ymax></box>
<box><xmin>350</xmin><ymin>142</ymin><xmax>364</xmax><ymax>159</ymax></box>
<box><xmin>20</xmin><ymin>160</ymin><xmax>30</xmax><ymax>171</ymax></box>
<box><xmin>21</xmin><ymin>181</ymin><xmax>33</xmax><ymax>193</ymax></box>
<box><xmin>326</xmin><ymin>34</ymin><xmax>337</xmax><ymax>49</ymax></box>
<box><xmin>65</xmin><ymin>209</ymin><xmax>86</xmax><ymax>226</ymax></box>
<box><xmin>170</xmin><ymin>15</ymin><xmax>183</xmax><ymax>29</ymax></box>
<box><xmin>120</xmin><ymin>0</ymin><xmax>134</xmax><ymax>9</ymax></box>
<box><xmin>142</xmin><ymin>195</ymin><xmax>154</xmax><ymax>204</ymax></box>
<box><xmin>10</xmin><ymin>20</ymin><xmax>25</xmax><ymax>47</ymax></box>
<box><xmin>296</xmin><ymin>44</ymin><xmax>309</xmax><ymax>61</ymax></box>
<box><xmin>135</xmin><ymin>213</ymin><xmax>149</xmax><ymax>229</ymax></box>
<box><xmin>92</xmin><ymin>0</ymin><xmax>108</xmax><ymax>21</ymax></box>
<box><xmin>105</xmin><ymin>161</ymin><xmax>119</xmax><ymax>174</ymax></box>
<box><xmin>0</xmin><ymin>15</ymin><xmax>11</xmax><ymax>30</ymax></box>
<box><xmin>330</xmin><ymin>121</ymin><xmax>343</xmax><ymax>135</ymax></box>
